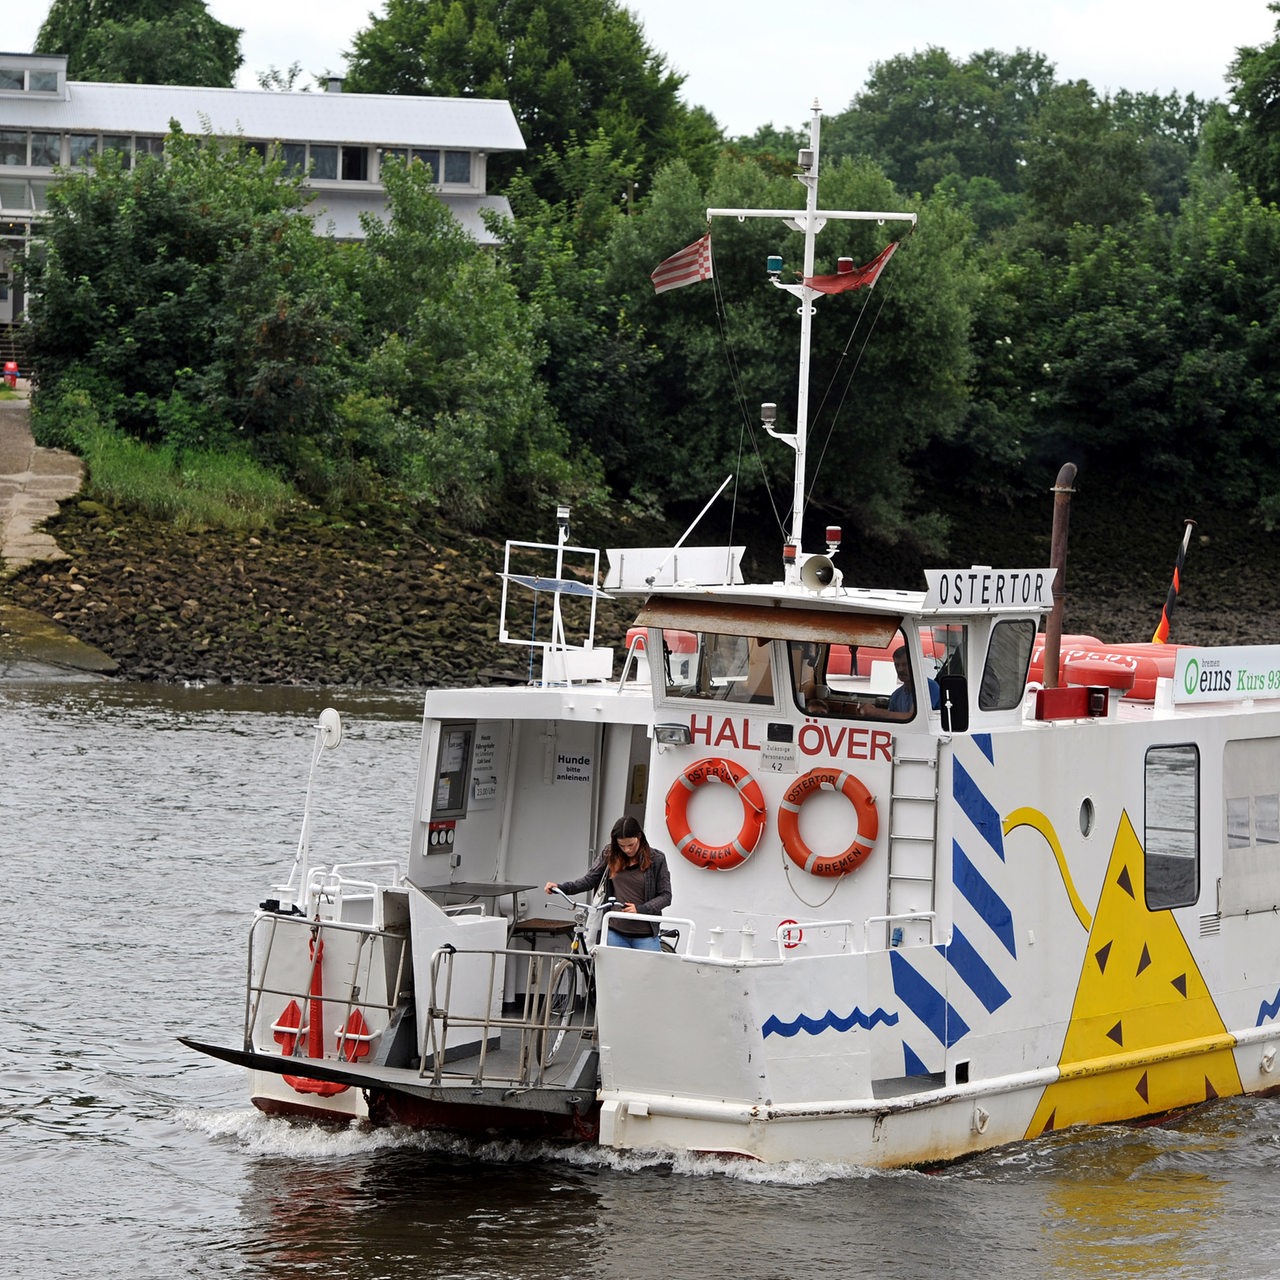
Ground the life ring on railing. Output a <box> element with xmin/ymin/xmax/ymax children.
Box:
<box><xmin>778</xmin><ymin>767</ymin><xmax>878</xmax><ymax>877</ymax></box>
<box><xmin>665</xmin><ymin>756</ymin><xmax>766</xmax><ymax>870</ymax></box>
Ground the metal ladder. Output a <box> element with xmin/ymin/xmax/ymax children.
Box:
<box><xmin>883</xmin><ymin>738</ymin><xmax>941</xmax><ymax>948</ymax></box>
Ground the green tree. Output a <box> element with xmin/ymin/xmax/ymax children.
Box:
<box><xmin>1168</xmin><ymin>177</ymin><xmax>1280</xmax><ymax>520</ymax></box>
<box><xmin>825</xmin><ymin>47</ymin><xmax>1057</xmax><ymax>196</ymax></box>
<box><xmin>37</xmin><ymin>0</ymin><xmax>242</xmax><ymax>86</ymax></box>
<box><xmin>1206</xmin><ymin>2</ymin><xmax>1280</xmax><ymax>205</ymax></box>
<box><xmin>604</xmin><ymin>153</ymin><xmax>977</xmax><ymax>548</ymax></box>
<box><xmin>348</xmin><ymin>158</ymin><xmax>600</xmax><ymax>522</ymax></box>
<box><xmin>1019</xmin><ymin>82</ymin><xmax>1151</xmax><ymax>250</ymax></box>
<box><xmin>343</xmin><ymin>0</ymin><xmax>720</xmax><ymax>201</ymax></box>
<box><xmin>495</xmin><ymin>132</ymin><xmax>662</xmax><ymax>488</ymax></box>
<box><xmin>24</xmin><ymin>127</ymin><xmax>350</xmax><ymax>477</ymax></box>
<box><xmin>1110</xmin><ymin>89</ymin><xmax>1210</xmax><ymax>216</ymax></box>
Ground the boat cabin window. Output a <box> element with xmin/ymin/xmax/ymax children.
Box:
<box><xmin>789</xmin><ymin>627</ymin><xmax>936</xmax><ymax>722</ymax></box>
<box><xmin>663</xmin><ymin>631</ymin><xmax>775</xmax><ymax>705</ymax></box>
<box><xmin>1221</xmin><ymin>737</ymin><xmax>1280</xmax><ymax>916</ymax></box>
<box><xmin>979</xmin><ymin>619</ymin><xmax>1037</xmax><ymax>711</ymax></box>
<box><xmin>1144</xmin><ymin>744</ymin><xmax>1199</xmax><ymax>909</ymax></box>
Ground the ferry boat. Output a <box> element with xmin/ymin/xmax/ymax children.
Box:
<box><xmin>183</xmin><ymin>104</ymin><xmax>1280</xmax><ymax>1166</ymax></box>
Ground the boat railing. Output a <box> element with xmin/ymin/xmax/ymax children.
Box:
<box><xmin>864</xmin><ymin>911</ymin><xmax>938</xmax><ymax>950</ymax></box>
<box><xmin>773</xmin><ymin>919</ymin><xmax>857</xmax><ymax>958</ymax></box>
<box><xmin>244</xmin><ymin>910</ymin><xmax>411</xmax><ymax>1069</ymax></box>
<box><xmin>616</xmin><ymin>629</ymin><xmax>650</xmax><ymax>690</ymax></box>
<box><xmin>602</xmin><ymin>910</ymin><xmax>696</xmax><ymax>955</ymax></box>
<box><xmin>425</xmin><ymin>944</ymin><xmax>605</xmax><ymax>1089</ymax></box>
<box><xmin>301</xmin><ymin>862</ymin><xmax>408</xmax><ymax>930</ymax></box>
<box><xmin>772</xmin><ymin>911</ymin><xmax>938</xmax><ymax>958</ymax></box>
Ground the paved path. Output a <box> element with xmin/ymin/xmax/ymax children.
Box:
<box><xmin>0</xmin><ymin>383</ymin><xmax>118</xmax><ymax>678</ymax></box>
<box><xmin>0</xmin><ymin>382</ymin><xmax>83</xmax><ymax>577</ymax></box>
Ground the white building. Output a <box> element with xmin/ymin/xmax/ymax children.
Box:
<box><xmin>0</xmin><ymin>51</ymin><xmax>526</xmax><ymax>329</ymax></box>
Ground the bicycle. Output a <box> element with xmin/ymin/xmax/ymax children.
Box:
<box><xmin>536</xmin><ymin>887</ymin><xmax>621</xmax><ymax>1069</ymax></box>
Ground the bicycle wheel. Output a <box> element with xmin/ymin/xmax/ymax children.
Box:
<box><xmin>543</xmin><ymin>957</ymin><xmax>582</xmax><ymax>1063</ymax></box>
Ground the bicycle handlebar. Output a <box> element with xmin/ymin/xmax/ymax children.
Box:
<box><xmin>549</xmin><ymin>885</ymin><xmax>622</xmax><ymax>911</ymax></box>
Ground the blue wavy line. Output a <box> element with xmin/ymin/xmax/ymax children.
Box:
<box><xmin>762</xmin><ymin>1007</ymin><xmax>900</xmax><ymax>1039</ymax></box>
<box><xmin>1256</xmin><ymin>988</ymin><xmax>1280</xmax><ymax>1025</ymax></box>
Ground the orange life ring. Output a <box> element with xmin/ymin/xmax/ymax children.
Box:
<box><xmin>778</xmin><ymin>767</ymin><xmax>878</xmax><ymax>877</ymax></box>
<box><xmin>665</xmin><ymin>756</ymin><xmax>766</xmax><ymax>870</ymax></box>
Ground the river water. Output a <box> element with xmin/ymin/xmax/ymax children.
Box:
<box><xmin>4</xmin><ymin>678</ymin><xmax>1280</xmax><ymax>1280</ymax></box>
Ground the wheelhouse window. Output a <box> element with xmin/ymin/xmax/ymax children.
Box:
<box><xmin>1144</xmin><ymin>744</ymin><xmax>1199</xmax><ymax>909</ymax></box>
<box><xmin>979</xmin><ymin>618</ymin><xmax>1036</xmax><ymax>711</ymax></box>
<box><xmin>662</xmin><ymin>631</ymin><xmax>775</xmax><ymax>706</ymax></box>
<box><xmin>789</xmin><ymin>626</ymin><xmax>936</xmax><ymax>721</ymax></box>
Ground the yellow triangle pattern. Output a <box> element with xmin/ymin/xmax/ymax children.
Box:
<box><xmin>1026</xmin><ymin>810</ymin><xmax>1241</xmax><ymax>1137</ymax></box>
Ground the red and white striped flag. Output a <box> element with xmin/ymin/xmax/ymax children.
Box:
<box><xmin>650</xmin><ymin>234</ymin><xmax>714</xmax><ymax>294</ymax></box>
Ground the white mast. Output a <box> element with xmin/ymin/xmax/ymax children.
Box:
<box><xmin>707</xmin><ymin>101</ymin><xmax>916</xmax><ymax>581</ymax></box>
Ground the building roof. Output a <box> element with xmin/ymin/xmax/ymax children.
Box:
<box><xmin>0</xmin><ymin>80</ymin><xmax>526</xmax><ymax>152</ymax></box>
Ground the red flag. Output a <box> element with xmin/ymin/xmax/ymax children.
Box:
<box><xmin>651</xmin><ymin>234</ymin><xmax>714</xmax><ymax>294</ymax></box>
<box><xmin>804</xmin><ymin>241</ymin><xmax>899</xmax><ymax>294</ymax></box>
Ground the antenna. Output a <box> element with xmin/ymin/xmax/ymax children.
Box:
<box><xmin>706</xmin><ymin>104</ymin><xmax>915</xmax><ymax>582</ymax></box>
<box><xmin>645</xmin><ymin>474</ymin><xmax>734</xmax><ymax>586</ymax></box>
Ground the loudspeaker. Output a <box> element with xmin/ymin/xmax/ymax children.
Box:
<box><xmin>800</xmin><ymin>554</ymin><xmax>840</xmax><ymax>592</ymax></box>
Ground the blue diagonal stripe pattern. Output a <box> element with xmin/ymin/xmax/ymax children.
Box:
<box><xmin>939</xmin><ymin>926</ymin><xmax>1012</xmax><ymax>1013</ymax></box>
<box><xmin>953</xmin><ymin>839</ymin><xmax>1017</xmax><ymax>959</ymax></box>
<box><xmin>954</xmin><ymin>757</ymin><xmax>1005</xmax><ymax>859</ymax></box>
<box><xmin>890</xmin><ymin>951</ymin><xmax>970</xmax><ymax>1048</ymax></box>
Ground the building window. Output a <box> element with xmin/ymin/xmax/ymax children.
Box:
<box><xmin>69</xmin><ymin>134</ymin><xmax>97</xmax><ymax>166</ymax></box>
<box><xmin>281</xmin><ymin>143</ymin><xmax>306</xmax><ymax>175</ymax></box>
<box><xmin>309</xmin><ymin>145</ymin><xmax>337</xmax><ymax>180</ymax></box>
<box><xmin>0</xmin><ymin>131</ymin><xmax>25</xmax><ymax>166</ymax></box>
<box><xmin>411</xmin><ymin>148</ymin><xmax>439</xmax><ymax>178</ymax></box>
<box><xmin>443</xmin><ymin>150</ymin><xmax>471</xmax><ymax>184</ymax></box>
<box><xmin>380</xmin><ymin>147</ymin><xmax>407</xmax><ymax>169</ymax></box>
<box><xmin>101</xmin><ymin>135</ymin><xmax>132</xmax><ymax>165</ymax></box>
<box><xmin>341</xmin><ymin>146</ymin><xmax>368</xmax><ymax>181</ymax></box>
<box><xmin>0</xmin><ymin>69</ymin><xmax>22</xmax><ymax>92</ymax></box>
<box><xmin>30</xmin><ymin>133</ymin><xmax>61</xmax><ymax>167</ymax></box>
<box><xmin>1144</xmin><ymin>743</ymin><xmax>1199</xmax><ymax>910</ymax></box>
<box><xmin>0</xmin><ymin>180</ymin><xmax>28</xmax><ymax>209</ymax></box>
<box><xmin>135</xmin><ymin>136</ymin><xmax>165</xmax><ymax>159</ymax></box>
<box><xmin>30</xmin><ymin>71</ymin><xmax>60</xmax><ymax>93</ymax></box>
